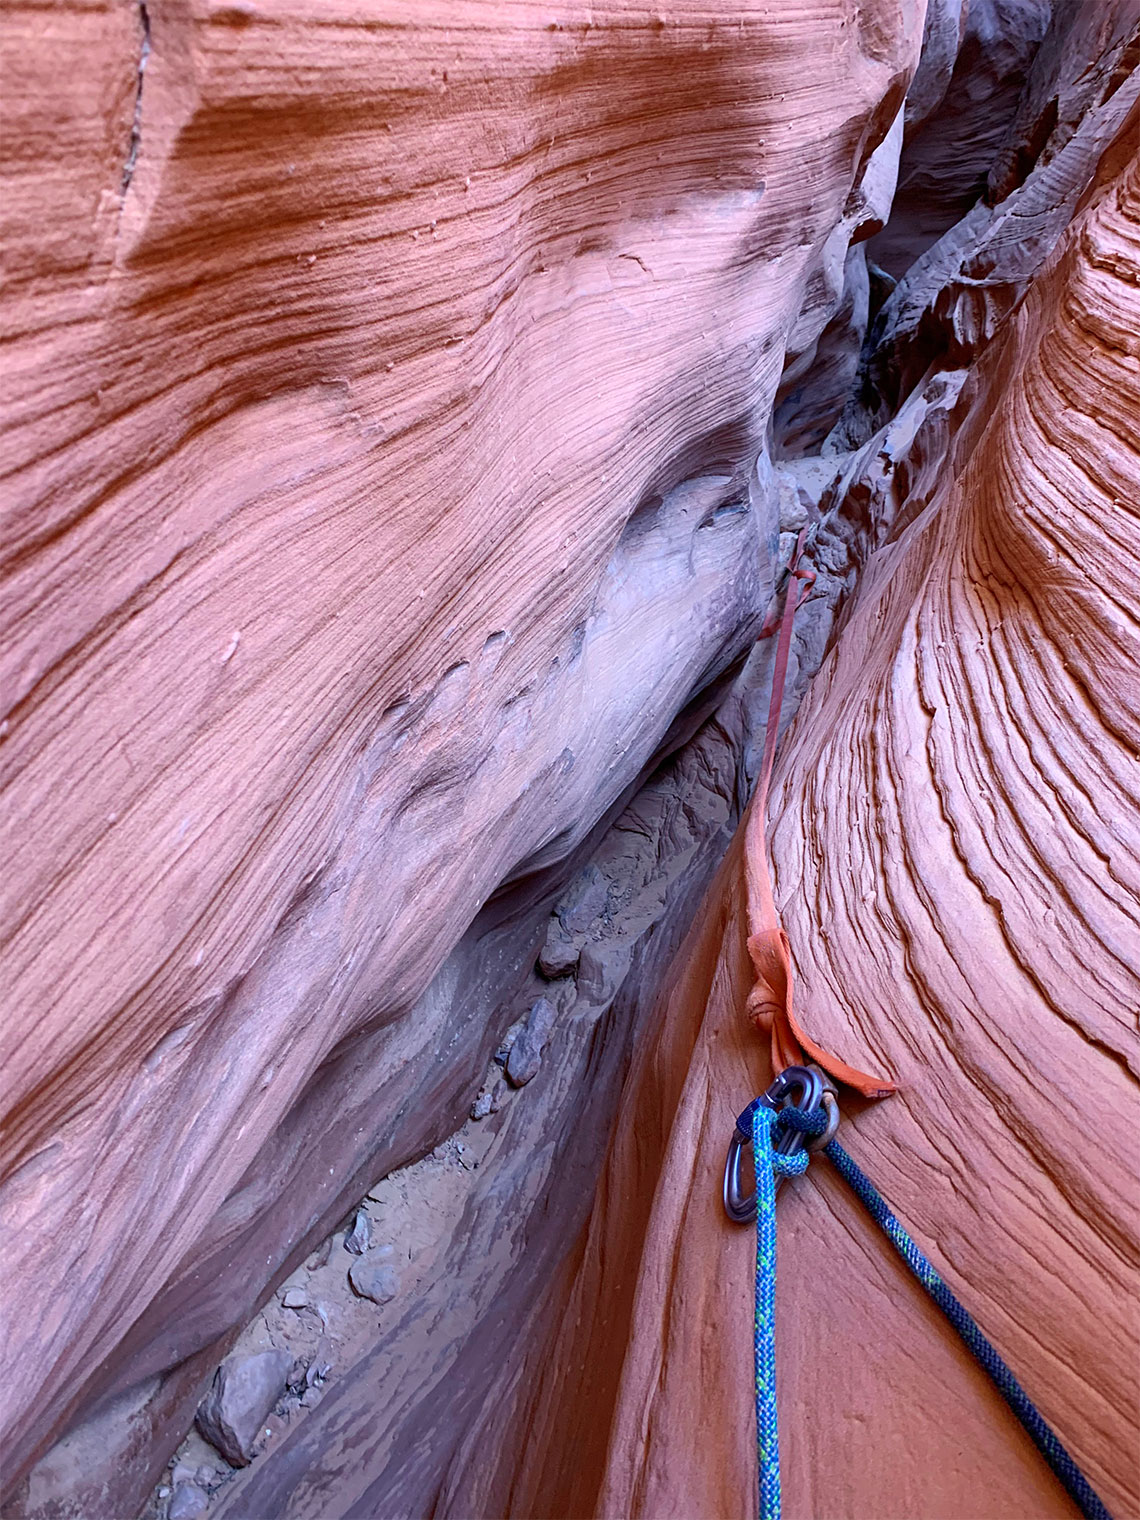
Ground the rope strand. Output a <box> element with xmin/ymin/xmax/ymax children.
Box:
<box><xmin>751</xmin><ymin>1104</ymin><xmax>808</xmax><ymax>1520</ymax></box>
<box><xmin>823</xmin><ymin>1137</ymin><xmax>1116</xmax><ymax>1520</ymax></box>
<box><xmin>748</xmin><ymin>1104</ymin><xmax>1116</xmax><ymax>1520</ymax></box>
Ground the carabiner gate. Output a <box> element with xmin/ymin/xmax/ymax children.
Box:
<box><xmin>723</xmin><ymin>1064</ymin><xmax>838</xmax><ymax>1223</ymax></box>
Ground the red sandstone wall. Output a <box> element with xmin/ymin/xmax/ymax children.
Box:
<box><xmin>0</xmin><ymin>0</ymin><xmax>919</xmax><ymax>1500</ymax></box>
<box><xmin>504</xmin><ymin>100</ymin><xmax>1140</xmax><ymax>1520</ymax></box>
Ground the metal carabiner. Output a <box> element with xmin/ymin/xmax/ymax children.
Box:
<box><xmin>723</xmin><ymin>1064</ymin><xmax>839</xmax><ymax>1223</ymax></box>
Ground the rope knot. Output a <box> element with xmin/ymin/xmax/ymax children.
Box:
<box><xmin>776</xmin><ymin>1105</ymin><xmax>829</xmax><ymax>1138</ymax></box>
<box><xmin>750</xmin><ymin>1103</ymin><xmax>812</xmax><ymax>1179</ymax></box>
<box><xmin>770</xmin><ymin>1148</ymin><xmax>810</xmax><ymax>1180</ymax></box>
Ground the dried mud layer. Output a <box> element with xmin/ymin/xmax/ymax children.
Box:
<box><xmin>3</xmin><ymin>1</ymin><xmax>1139</xmax><ymax>1518</ymax></box>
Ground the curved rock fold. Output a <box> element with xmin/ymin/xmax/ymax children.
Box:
<box><xmin>2</xmin><ymin>2</ymin><xmax>1137</xmax><ymax>1518</ymax></box>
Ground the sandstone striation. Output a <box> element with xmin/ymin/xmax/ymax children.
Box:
<box><xmin>2</xmin><ymin>0</ymin><xmax>918</xmax><ymax>1511</ymax></box>
<box><xmin>497</xmin><ymin>52</ymin><xmax>1140</xmax><ymax>1520</ymax></box>
<box><xmin>3</xmin><ymin>1</ymin><xmax>1137</xmax><ymax>1518</ymax></box>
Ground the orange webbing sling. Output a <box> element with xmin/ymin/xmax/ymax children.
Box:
<box><xmin>742</xmin><ymin>529</ymin><xmax>895</xmax><ymax>1098</ymax></box>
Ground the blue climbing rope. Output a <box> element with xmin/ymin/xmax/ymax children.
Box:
<box><xmin>750</xmin><ymin>1102</ymin><xmax>809</xmax><ymax>1520</ymax></box>
<box><xmin>748</xmin><ymin>1100</ymin><xmax>1116</xmax><ymax>1520</ymax></box>
<box><xmin>822</xmin><ymin>1134</ymin><xmax>1115</xmax><ymax>1520</ymax></box>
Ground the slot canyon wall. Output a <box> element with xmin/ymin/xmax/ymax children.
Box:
<box><xmin>1</xmin><ymin>3</ymin><xmax>1137</xmax><ymax>1520</ymax></box>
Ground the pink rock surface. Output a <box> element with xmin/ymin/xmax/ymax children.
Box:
<box><xmin>507</xmin><ymin>95</ymin><xmax>1140</xmax><ymax>1520</ymax></box>
<box><xmin>0</xmin><ymin>0</ymin><xmax>918</xmax><ymax>1499</ymax></box>
<box><xmin>8</xmin><ymin>3</ymin><xmax>1135</xmax><ymax>1516</ymax></box>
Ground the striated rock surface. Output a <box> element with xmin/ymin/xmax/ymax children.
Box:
<box><xmin>848</xmin><ymin>4</ymin><xmax>1140</xmax><ymax>440</ymax></box>
<box><xmin>500</xmin><ymin>63</ymin><xmax>1140</xmax><ymax>1520</ymax></box>
<box><xmin>766</xmin><ymin>115</ymin><xmax>1140</xmax><ymax>1518</ymax></box>
<box><xmin>204</xmin><ymin>659</ymin><xmax>789</xmax><ymax>1520</ymax></box>
<box><xmin>867</xmin><ymin>0</ymin><xmax>1051</xmax><ymax>279</ymax></box>
<box><xmin>5</xmin><ymin>0</ymin><xmax>1137</xmax><ymax>1516</ymax></box>
<box><xmin>1</xmin><ymin>0</ymin><xmax>919</xmax><ymax>1511</ymax></box>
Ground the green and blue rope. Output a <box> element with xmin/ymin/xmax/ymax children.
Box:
<box><xmin>750</xmin><ymin>1102</ymin><xmax>808</xmax><ymax>1520</ymax></box>
<box><xmin>750</xmin><ymin>1100</ymin><xmax>1115</xmax><ymax>1520</ymax></box>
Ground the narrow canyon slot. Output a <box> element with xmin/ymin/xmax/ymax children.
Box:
<box><xmin>1</xmin><ymin>3</ymin><xmax>1136</xmax><ymax>1519</ymax></box>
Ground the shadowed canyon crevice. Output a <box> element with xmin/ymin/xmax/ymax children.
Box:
<box><xmin>2</xmin><ymin>2</ymin><xmax>1137</xmax><ymax>1518</ymax></box>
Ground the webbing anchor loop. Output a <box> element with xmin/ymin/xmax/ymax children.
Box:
<box><xmin>723</xmin><ymin>1064</ymin><xmax>838</xmax><ymax>1223</ymax></box>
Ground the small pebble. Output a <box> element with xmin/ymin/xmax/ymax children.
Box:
<box><xmin>348</xmin><ymin>1259</ymin><xmax>399</xmax><ymax>1304</ymax></box>
<box><xmin>537</xmin><ymin>919</ymin><xmax>580</xmax><ymax>978</ymax></box>
<box><xmin>344</xmin><ymin>1209</ymin><xmax>372</xmax><ymax>1255</ymax></box>
<box><xmin>575</xmin><ymin>941</ymin><xmax>623</xmax><ymax>1008</ymax></box>
<box><xmin>305</xmin><ymin>1238</ymin><xmax>332</xmax><ymax>1271</ymax></box>
<box><xmin>556</xmin><ymin>865</ymin><xmax>609</xmax><ymax>933</ymax></box>
<box><xmin>506</xmin><ymin>998</ymin><xmax>557</xmax><ymax>1087</ymax></box>
<box><xmin>494</xmin><ymin>1021</ymin><xmax>525</xmax><ymax>1066</ymax></box>
<box><xmin>195</xmin><ymin>1348</ymin><xmax>292</xmax><ymax>1467</ymax></box>
<box><xmin>281</xmin><ymin>1285</ymin><xmax>309</xmax><ymax>1309</ymax></box>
